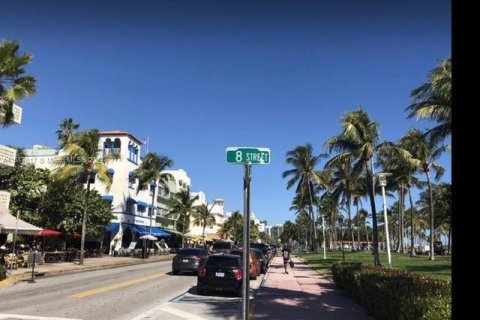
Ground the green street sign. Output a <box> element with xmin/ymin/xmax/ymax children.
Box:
<box><xmin>226</xmin><ymin>147</ymin><xmax>271</xmax><ymax>165</ymax></box>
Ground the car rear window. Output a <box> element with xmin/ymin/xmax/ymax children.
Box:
<box><xmin>212</xmin><ymin>242</ymin><xmax>232</xmax><ymax>249</ymax></box>
<box><xmin>178</xmin><ymin>249</ymin><xmax>204</xmax><ymax>255</ymax></box>
<box><xmin>206</xmin><ymin>256</ymin><xmax>240</xmax><ymax>267</ymax></box>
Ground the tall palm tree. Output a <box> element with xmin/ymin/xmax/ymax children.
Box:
<box><xmin>219</xmin><ymin>211</ymin><xmax>243</xmax><ymax>244</ymax></box>
<box><xmin>0</xmin><ymin>40</ymin><xmax>36</xmax><ymax>126</ymax></box>
<box><xmin>135</xmin><ymin>152</ymin><xmax>173</xmax><ymax>233</ymax></box>
<box><xmin>56</xmin><ymin>118</ymin><xmax>80</xmax><ymax>148</ymax></box>
<box><xmin>52</xmin><ymin>129</ymin><xmax>112</xmax><ymax>265</ymax></box>
<box><xmin>282</xmin><ymin>144</ymin><xmax>328</xmax><ymax>252</ymax></box>
<box><xmin>193</xmin><ymin>204</ymin><xmax>216</xmax><ymax>246</ymax></box>
<box><xmin>406</xmin><ymin>57</ymin><xmax>451</xmax><ymax>144</ymax></box>
<box><xmin>399</xmin><ymin>128</ymin><xmax>445</xmax><ymax>260</ymax></box>
<box><xmin>325</xmin><ymin>108</ymin><xmax>383</xmax><ymax>265</ymax></box>
<box><xmin>166</xmin><ymin>189</ymin><xmax>198</xmax><ymax>248</ymax></box>
<box><xmin>327</xmin><ymin>159</ymin><xmax>360</xmax><ymax>251</ymax></box>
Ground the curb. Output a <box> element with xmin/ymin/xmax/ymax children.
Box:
<box><xmin>249</xmin><ymin>255</ymin><xmax>276</xmax><ymax>320</ymax></box>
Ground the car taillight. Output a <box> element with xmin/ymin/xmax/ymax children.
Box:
<box><xmin>198</xmin><ymin>268</ymin><xmax>206</xmax><ymax>277</ymax></box>
<box><xmin>234</xmin><ymin>269</ymin><xmax>242</xmax><ymax>280</ymax></box>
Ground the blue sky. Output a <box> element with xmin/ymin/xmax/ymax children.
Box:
<box><xmin>1</xmin><ymin>0</ymin><xmax>451</xmax><ymax>225</ymax></box>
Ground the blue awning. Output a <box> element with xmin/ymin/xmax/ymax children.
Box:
<box><xmin>125</xmin><ymin>223</ymin><xmax>145</xmax><ymax>234</ymax></box>
<box><xmin>137</xmin><ymin>201</ymin><xmax>149</xmax><ymax>207</ymax></box>
<box><xmin>126</xmin><ymin>197</ymin><xmax>137</xmax><ymax>203</ymax></box>
<box><xmin>102</xmin><ymin>195</ymin><xmax>114</xmax><ymax>202</ymax></box>
<box><xmin>107</xmin><ymin>168</ymin><xmax>115</xmax><ymax>174</ymax></box>
<box><xmin>105</xmin><ymin>223</ymin><xmax>119</xmax><ymax>233</ymax></box>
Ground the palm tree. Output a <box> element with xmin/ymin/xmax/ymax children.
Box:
<box><xmin>0</xmin><ymin>40</ymin><xmax>36</xmax><ymax>126</ymax></box>
<box><xmin>166</xmin><ymin>189</ymin><xmax>198</xmax><ymax>248</ymax></box>
<box><xmin>325</xmin><ymin>108</ymin><xmax>383</xmax><ymax>265</ymax></box>
<box><xmin>134</xmin><ymin>152</ymin><xmax>173</xmax><ymax>234</ymax></box>
<box><xmin>282</xmin><ymin>144</ymin><xmax>329</xmax><ymax>252</ymax></box>
<box><xmin>399</xmin><ymin>128</ymin><xmax>445</xmax><ymax>260</ymax></box>
<box><xmin>219</xmin><ymin>211</ymin><xmax>243</xmax><ymax>244</ymax></box>
<box><xmin>327</xmin><ymin>159</ymin><xmax>360</xmax><ymax>251</ymax></box>
<box><xmin>56</xmin><ymin>118</ymin><xmax>80</xmax><ymax>148</ymax></box>
<box><xmin>52</xmin><ymin>129</ymin><xmax>112</xmax><ymax>265</ymax></box>
<box><xmin>193</xmin><ymin>204</ymin><xmax>216</xmax><ymax>246</ymax></box>
<box><xmin>406</xmin><ymin>57</ymin><xmax>451</xmax><ymax>145</ymax></box>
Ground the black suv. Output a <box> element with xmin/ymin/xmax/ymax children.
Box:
<box><xmin>197</xmin><ymin>254</ymin><xmax>243</xmax><ymax>296</ymax></box>
<box><xmin>211</xmin><ymin>241</ymin><xmax>237</xmax><ymax>254</ymax></box>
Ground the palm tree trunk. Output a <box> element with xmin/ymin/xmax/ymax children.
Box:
<box><xmin>367</xmin><ymin>161</ymin><xmax>380</xmax><ymax>266</ymax></box>
<box><xmin>347</xmin><ymin>197</ymin><xmax>355</xmax><ymax>251</ymax></box>
<box><xmin>425</xmin><ymin>169</ymin><xmax>435</xmax><ymax>261</ymax></box>
<box><xmin>202</xmin><ymin>223</ymin><xmax>206</xmax><ymax>247</ymax></box>
<box><xmin>401</xmin><ymin>184</ymin><xmax>406</xmax><ymax>253</ymax></box>
<box><xmin>356</xmin><ymin>202</ymin><xmax>361</xmax><ymax>250</ymax></box>
<box><xmin>308</xmin><ymin>182</ymin><xmax>317</xmax><ymax>252</ymax></box>
<box><xmin>395</xmin><ymin>190</ymin><xmax>401</xmax><ymax>252</ymax></box>
<box><xmin>408</xmin><ymin>186</ymin><xmax>416</xmax><ymax>257</ymax></box>
<box><xmin>447</xmin><ymin>221</ymin><xmax>451</xmax><ymax>255</ymax></box>
<box><xmin>79</xmin><ymin>176</ymin><xmax>91</xmax><ymax>265</ymax></box>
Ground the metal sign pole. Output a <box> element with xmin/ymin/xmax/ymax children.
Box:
<box><xmin>242</xmin><ymin>164</ymin><xmax>251</xmax><ymax>320</ymax></box>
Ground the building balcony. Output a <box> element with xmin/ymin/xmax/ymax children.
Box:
<box><xmin>0</xmin><ymin>103</ymin><xmax>22</xmax><ymax>125</ymax></box>
<box><xmin>0</xmin><ymin>144</ymin><xmax>16</xmax><ymax>167</ymax></box>
<box><xmin>0</xmin><ymin>190</ymin><xmax>11</xmax><ymax>208</ymax></box>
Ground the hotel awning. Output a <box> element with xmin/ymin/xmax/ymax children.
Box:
<box><xmin>0</xmin><ymin>204</ymin><xmax>43</xmax><ymax>234</ymax></box>
<box><xmin>137</xmin><ymin>201</ymin><xmax>149</xmax><ymax>207</ymax></box>
<box><xmin>102</xmin><ymin>195</ymin><xmax>114</xmax><ymax>202</ymax></box>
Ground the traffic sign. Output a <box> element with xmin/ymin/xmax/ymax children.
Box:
<box><xmin>226</xmin><ymin>147</ymin><xmax>270</xmax><ymax>165</ymax></box>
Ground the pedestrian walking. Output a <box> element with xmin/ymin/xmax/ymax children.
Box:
<box><xmin>281</xmin><ymin>243</ymin><xmax>291</xmax><ymax>274</ymax></box>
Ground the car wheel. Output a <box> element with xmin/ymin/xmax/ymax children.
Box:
<box><xmin>173</xmin><ymin>270</ymin><xmax>179</xmax><ymax>275</ymax></box>
<box><xmin>197</xmin><ymin>288</ymin><xmax>205</xmax><ymax>295</ymax></box>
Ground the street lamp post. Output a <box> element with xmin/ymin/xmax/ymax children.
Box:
<box><xmin>375</xmin><ymin>172</ymin><xmax>392</xmax><ymax>268</ymax></box>
<box><xmin>320</xmin><ymin>208</ymin><xmax>326</xmax><ymax>260</ymax></box>
<box><xmin>338</xmin><ymin>216</ymin><xmax>345</xmax><ymax>261</ymax></box>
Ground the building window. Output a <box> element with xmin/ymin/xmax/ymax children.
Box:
<box><xmin>126</xmin><ymin>202</ymin><xmax>135</xmax><ymax>214</ymax></box>
<box><xmin>113</xmin><ymin>138</ymin><xmax>121</xmax><ymax>155</ymax></box>
<box><xmin>128</xmin><ymin>172</ymin><xmax>136</xmax><ymax>189</ymax></box>
<box><xmin>103</xmin><ymin>139</ymin><xmax>112</xmax><ymax>156</ymax></box>
<box><xmin>137</xmin><ymin>206</ymin><xmax>146</xmax><ymax>214</ymax></box>
<box><xmin>128</xmin><ymin>142</ymin><xmax>139</xmax><ymax>164</ymax></box>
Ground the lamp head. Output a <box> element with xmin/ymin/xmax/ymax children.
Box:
<box><xmin>375</xmin><ymin>172</ymin><xmax>392</xmax><ymax>187</ymax></box>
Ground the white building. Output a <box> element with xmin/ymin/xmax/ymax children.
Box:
<box><xmin>22</xmin><ymin>130</ymin><xmax>225</xmax><ymax>251</ymax></box>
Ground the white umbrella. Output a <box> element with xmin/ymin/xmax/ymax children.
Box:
<box><xmin>140</xmin><ymin>234</ymin><xmax>158</xmax><ymax>240</ymax></box>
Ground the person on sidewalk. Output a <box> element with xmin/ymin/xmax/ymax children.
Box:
<box><xmin>281</xmin><ymin>243</ymin><xmax>291</xmax><ymax>274</ymax></box>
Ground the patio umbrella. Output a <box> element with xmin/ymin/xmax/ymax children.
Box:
<box><xmin>31</xmin><ymin>229</ymin><xmax>62</xmax><ymax>237</ymax></box>
<box><xmin>31</xmin><ymin>229</ymin><xmax>63</xmax><ymax>250</ymax></box>
<box><xmin>140</xmin><ymin>234</ymin><xmax>158</xmax><ymax>240</ymax></box>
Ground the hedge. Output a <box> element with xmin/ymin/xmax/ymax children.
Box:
<box><xmin>331</xmin><ymin>261</ymin><xmax>451</xmax><ymax>320</ymax></box>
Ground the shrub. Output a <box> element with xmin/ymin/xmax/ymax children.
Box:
<box><xmin>331</xmin><ymin>262</ymin><xmax>451</xmax><ymax>320</ymax></box>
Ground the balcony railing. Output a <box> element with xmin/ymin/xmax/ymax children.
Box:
<box><xmin>0</xmin><ymin>144</ymin><xmax>16</xmax><ymax>167</ymax></box>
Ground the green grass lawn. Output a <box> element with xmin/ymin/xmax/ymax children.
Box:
<box><xmin>300</xmin><ymin>251</ymin><xmax>451</xmax><ymax>281</ymax></box>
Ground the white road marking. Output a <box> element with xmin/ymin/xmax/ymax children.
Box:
<box><xmin>130</xmin><ymin>303</ymin><xmax>208</xmax><ymax>320</ymax></box>
<box><xmin>0</xmin><ymin>314</ymin><xmax>82</xmax><ymax>320</ymax></box>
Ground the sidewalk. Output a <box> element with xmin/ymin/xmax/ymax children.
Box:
<box><xmin>1</xmin><ymin>254</ymin><xmax>174</xmax><ymax>287</ymax></box>
<box><xmin>253</xmin><ymin>255</ymin><xmax>372</xmax><ymax>320</ymax></box>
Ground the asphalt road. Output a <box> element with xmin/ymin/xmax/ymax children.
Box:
<box><xmin>0</xmin><ymin>260</ymin><xmax>263</xmax><ymax>320</ymax></box>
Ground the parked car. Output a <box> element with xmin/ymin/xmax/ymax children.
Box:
<box><xmin>172</xmin><ymin>248</ymin><xmax>209</xmax><ymax>275</ymax></box>
<box><xmin>211</xmin><ymin>241</ymin><xmax>237</xmax><ymax>254</ymax></box>
<box><xmin>250</xmin><ymin>243</ymin><xmax>271</xmax><ymax>260</ymax></box>
<box><xmin>230</xmin><ymin>249</ymin><xmax>260</xmax><ymax>280</ymax></box>
<box><xmin>197</xmin><ymin>253</ymin><xmax>243</xmax><ymax>296</ymax></box>
<box><xmin>434</xmin><ymin>241</ymin><xmax>445</xmax><ymax>255</ymax></box>
<box><xmin>250</xmin><ymin>247</ymin><xmax>267</xmax><ymax>274</ymax></box>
